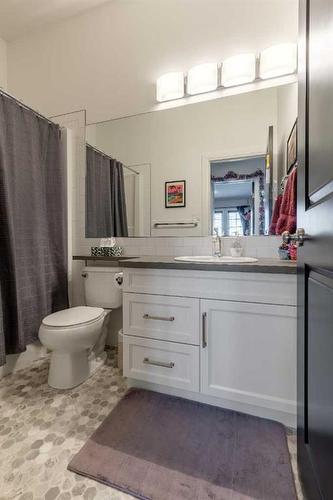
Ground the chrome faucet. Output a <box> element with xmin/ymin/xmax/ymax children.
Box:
<box><xmin>213</xmin><ymin>228</ymin><xmax>223</xmax><ymax>257</ymax></box>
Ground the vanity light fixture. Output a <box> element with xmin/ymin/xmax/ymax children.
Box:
<box><xmin>259</xmin><ymin>43</ymin><xmax>297</xmax><ymax>79</ymax></box>
<box><xmin>155</xmin><ymin>43</ymin><xmax>297</xmax><ymax>102</ymax></box>
<box><xmin>186</xmin><ymin>63</ymin><xmax>218</xmax><ymax>95</ymax></box>
<box><xmin>156</xmin><ymin>72</ymin><xmax>185</xmax><ymax>102</ymax></box>
<box><xmin>221</xmin><ymin>53</ymin><xmax>256</xmax><ymax>87</ymax></box>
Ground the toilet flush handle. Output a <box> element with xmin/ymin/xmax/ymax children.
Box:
<box><xmin>81</xmin><ymin>272</ymin><xmax>88</xmax><ymax>278</ymax></box>
<box><xmin>115</xmin><ymin>272</ymin><xmax>123</xmax><ymax>287</ymax></box>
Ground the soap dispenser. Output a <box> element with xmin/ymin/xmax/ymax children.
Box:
<box><xmin>212</xmin><ymin>228</ymin><xmax>223</xmax><ymax>257</ymax></box>
<box><xmin>230</xmin><ymin>235</ymin><xmax>243</xmax><ymax>257</ymax></box>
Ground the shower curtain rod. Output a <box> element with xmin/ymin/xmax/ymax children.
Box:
<box><xmin>86</xmin><ymin>142</ymin><xmax>139</xmax><ymax>175</ymax></box>
<box><xmin>0</xmin><ymin>87</ymin><xmax>57</xmax><ymax>127</ymax></box>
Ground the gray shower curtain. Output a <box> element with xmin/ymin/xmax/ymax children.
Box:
<box><xmin>0</xmin><ymin>94</ymin><xmax>68</xmax><ymax>365</ymax></box>
<box><xmin>86</xmin><ymin>144</ymin><xmax>128</xmax><ymax>238</ymax></box>
<box><xmin>111</xmin><ymin>159</ymin><xmax>128</xmax><ymax>237</ymax></box>
<box><xmin>86</xmin><ymin>145</ymin><xmax>112</xmax><ymax>238</ymax></box>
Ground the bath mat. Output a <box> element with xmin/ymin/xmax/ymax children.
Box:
<box><xmin>68</xmin><ymin>389</ymin><xmax>296</xmax><ymax>500</ymax></box>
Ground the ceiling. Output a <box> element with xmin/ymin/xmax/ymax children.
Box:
<box><xmin>0</xmin><ymin>0</ymin><xmax>111</xmax><ymax>41</ymax></box>
<box><xmin>5</xmin><ymin>0</ymin><xmax>298</xmax><ymax>123</ymax></box>
<box><xmin>214</xmin><ymin>181</ymin><xmax>252</xmax><ymax>201</ymax></box>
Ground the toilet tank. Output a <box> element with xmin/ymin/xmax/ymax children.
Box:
<box><xmin>82</xmin><ymin>266</ymin><xmax>122</xmax><ymax>309</ymax></box>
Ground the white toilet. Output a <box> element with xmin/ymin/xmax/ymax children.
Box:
<box><xmin>39</xmin><ymin>266</ymin><xmax>123</xmax><ymax>389</ymax></box>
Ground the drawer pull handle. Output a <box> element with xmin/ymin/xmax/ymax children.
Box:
<box><xmin>143</xmin><ymin>314</ymin><xmax>175</xmax><ymax>322</ymax></box>
<box><xmin>202</xmin><ymin>312</ymin><xmax>207</xmax><ymax>348</ymax></box>
<box><xmin>143</xmin><ymin>357</ymin><xmax>175</xmax><ymax>369</ymax></box>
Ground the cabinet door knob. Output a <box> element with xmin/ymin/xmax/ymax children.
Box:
<box><xmin>202</xmin><ymin>312</ymin><xmax>207</xmax><ymax>348</ymax></box>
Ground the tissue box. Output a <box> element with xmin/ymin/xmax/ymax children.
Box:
<box><xmin>91</xmin><ymin>246</ymin><xmax>123</xmax><ymax>257</ymax></box>
<box><xmin>100</xmin><ymin>247</ymin><xmax>114</xmax><ymax>257</ymax></box>
<box><xmin>110</xmin><ymin>246</ymin><xmax>123</xmax><ymax>257</ymax></box>
<box><xmin>91</xmin><ymin>247</ymin><xmax>104</xmax><ymax>257</ymax></box>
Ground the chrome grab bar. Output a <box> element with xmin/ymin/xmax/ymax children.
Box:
<box><xmin>143</xmin><ymin>357</ymin><xmax>175</xmax><ymax>369</ymax></box>
<box><xmin>143</xmin><ymin>313</ymin><xmax>175</xmax><ymax>322</ymax></box>
<box><xmin>153</xmin><ymin>222</ymin><xmax>198</xmax><ymax>228</ymax></box>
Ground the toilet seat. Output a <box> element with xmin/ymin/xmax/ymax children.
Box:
<box><xmin>42</xmin><ymin>306</ymin><xmax>104</xmax><ymax>328</ymax></box>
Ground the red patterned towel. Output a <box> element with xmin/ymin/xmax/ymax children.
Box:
<box><xmin>276</xmin><ymin>167</ymin><xmax>297</xmax><ymax>235</ymax></box>
<box><xmin>269</xmin><ymin>194</ymin><xmax>283</xmax><ymax>235</ymax></box>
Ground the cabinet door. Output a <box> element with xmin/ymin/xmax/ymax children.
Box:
<box><xmin>200</xmin><ymin>299</ymin><xmax>296</xmax><ymax>415</ymax></box>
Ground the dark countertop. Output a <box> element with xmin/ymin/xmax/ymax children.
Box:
<box><xmin>120</xmin><ymin>256</ymin><xmax>297</xmax><ymax>274</ymax></box>
<box><xmin>73</xmin><ymin>255</ymin><xmax>136</xmax><ymax>262</ymax></box>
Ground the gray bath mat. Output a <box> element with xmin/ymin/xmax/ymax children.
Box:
<box><xmin>68</xmin><ymin>389</ymin><xmax>296</xmax><ymax>500</ymax></box>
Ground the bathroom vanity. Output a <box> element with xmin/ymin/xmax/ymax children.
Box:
<box><xmin>121</xmin><ymin>258</ymin><xmax>297</xmax><ymax>427</ymax></box>
<box><xmin>83</xmin><ymin>81</ymin><xmax>299</xmax><ymax>429</ymax></box>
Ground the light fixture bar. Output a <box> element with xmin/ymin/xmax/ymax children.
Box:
<box><xmin>155</xmin><ymin>43</ymin><xmax>297</xmax><ymax>102</ymax></box>
<box><xmin>259</xmin><ymin>43</ymin><xmax>297</xmax><ymax>80</ymax></box>
<box><xmin>221</xmin><ymin>53</ymin><xmax>256</xmax><ymax>88</ymax></box>
<box><xmin>156</xmin><ymin>72</ymin><xmax>184</xmax><ymax>102</ymax></box>
<box><xmin>187</xmin><ymin>63</ymin><xmax>218</xmax><ymax>95</ymax></box>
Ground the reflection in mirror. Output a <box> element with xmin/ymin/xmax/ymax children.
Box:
<box><xmin>211</xmin><ymin>156</ymin><xmax>266</xmax><ymax>236</ymax></box>
<box><xmin>85</xmin><ymin>143</ymin><xmax>151</xmax><ymax>237</ymax></box>
<box><xmin>85</xmin><ymin>143</ymin><xmax>128</xmax><ymax>238</ymax></box>
<box><xmin>123</xmin><ymin>163</ymin><xmax>151</xmax><ymax>237</ymax></box>
<box><xmin>85</xmin><ymin>82</ymin><xmax>297</xmax><ymax>238</ymax></box>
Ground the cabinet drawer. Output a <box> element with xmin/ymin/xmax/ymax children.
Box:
<box><xmin>123</xmin><ymin>335</ymin><xmax>199</xmax><ymax>392</ymax></box>
<box><xmin>123</xmin><ymin>292</ymin><xmax>200</xmax><ymax>345</ymax></box>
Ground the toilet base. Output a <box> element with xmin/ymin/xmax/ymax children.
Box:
<box><xmin>48</xmin><ymin>350</ymin><xmax>106</xmax><ymax>390</ymax></box>
<box><xmin>88</xmin><ymin>350</ymin><xmax>107</xmax><ymax>375</ymax></box>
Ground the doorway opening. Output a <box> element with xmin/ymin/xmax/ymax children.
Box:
<box><xmin>210</xmin><ymin>155</ymin><xmax>266</xmax><ymax>236</ymax></box>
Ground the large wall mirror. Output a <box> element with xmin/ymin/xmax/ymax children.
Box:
<box><xmin>86</xmin><ymin>82</ymin><xmax>297</xmax><ymax>238</ymax></box>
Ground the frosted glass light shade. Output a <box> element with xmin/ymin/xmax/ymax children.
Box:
<box><xmin>156</xmin><ymin>72</ymin><xmax>184</xmax><ymax>102</ymax></box>
<box><xmin>259</xmin><ymin>43</ymin><xmax>297</xmax><ymax>79</ymax></box>
<box><xmin>221</xmin><ymin>53</ymin><xmax>256</xmax><ymax>87</ymax></box>
<box><xmin>187</xmin><ymin>63</ymin><xmax>218</xmax><ymax>95</ymax></box>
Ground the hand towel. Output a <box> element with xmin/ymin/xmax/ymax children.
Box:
<box><xmin>275</xmin><ymin>167</ymin><xmax>297</xmax><ymax>235</ymax></box>
<box><xmin>269</xmin><ymin>194</ymin><xmax>283</xmax><ymax>235</ymax></box>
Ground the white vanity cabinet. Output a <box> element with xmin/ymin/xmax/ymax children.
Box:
<box><xmin>200</xmin><ymin>299</ymin><xmax>296</xmax><ymax>418</ymax></box>
<box><xmin>122</xmin><ymin>268</ymin><xmax>297</xmax><ymax>426</ymax></box>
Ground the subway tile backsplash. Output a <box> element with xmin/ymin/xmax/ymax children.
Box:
<box><xmin>78</xmin><ymin>236</ymin><xmax>281</xmax><ymax>259</ymax></box>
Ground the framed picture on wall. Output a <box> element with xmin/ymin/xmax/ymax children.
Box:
<box><xmin>165</xmin><ymin>180</ymin><xmax>186</xmax><ymax>208</ymax></box>
<box><xmin>286</xmin><ymin>119</ymin><xmax>297</xmax><ymax>174</ymax></box>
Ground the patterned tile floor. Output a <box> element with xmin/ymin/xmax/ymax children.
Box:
<box><xmin>0</xmin><ymin>349</ymin><xmax>304</xmax><ymax>500</ymax></box>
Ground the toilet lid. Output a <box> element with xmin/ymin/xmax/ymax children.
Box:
<box><xmin>42</xmin><ymin>306</ymin><xmax>104</xmax><ymax>327</ymax></box>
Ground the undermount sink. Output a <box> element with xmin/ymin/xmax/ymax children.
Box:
<box><xmin>174</xmin><ymin>255</ymin><xmax>258</xmax><ymax>263</ymax></box>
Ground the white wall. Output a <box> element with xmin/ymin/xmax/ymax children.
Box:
<box><xmin>6</xmin><ymin>0</ymin><xmax>298</xmax><ymax>123</ymax></box>
<box><xmin>276</xmin><ymin>83</ymin><xmax>298</xmax><ymax>193</ymax></box>
<box><xmin>0</xmin><ymin>36</ymin><xmax>7</xmax><ymax>89</ymax></box>
<box><xmin>50</xmin><ymin>110</ymin><xmax>87</xmax><ymax>307</ymax></box>
<box><xmin>91</xmin><ymin>87</ymin><xmax>278</xmax><ymax>236</ymax></box>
